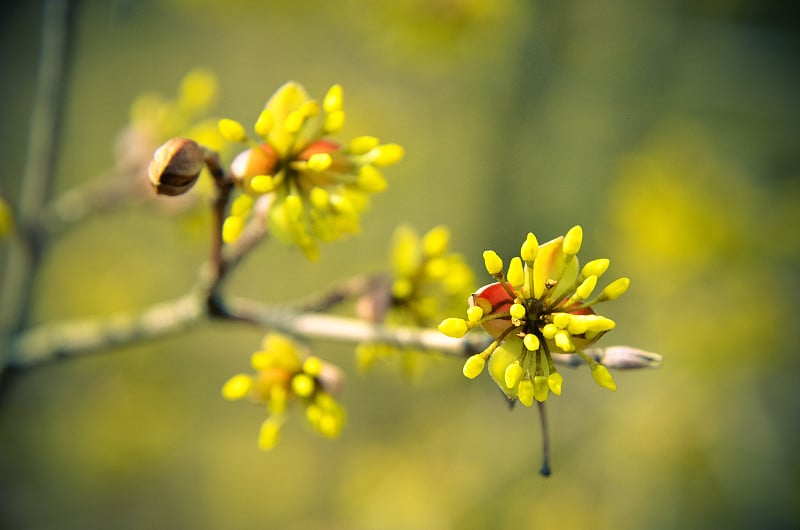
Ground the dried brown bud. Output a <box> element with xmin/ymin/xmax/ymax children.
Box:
<box><xmin>149</xmin><ymin>137</ymin><xmax>205</xmax><ymax>196</ymax></box>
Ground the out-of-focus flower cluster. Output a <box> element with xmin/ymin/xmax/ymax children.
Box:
<box><xmin>439</xmin><ymin>226</ymin><xmax>630</xmax><ymax>405</ymax></box>
<box><xmin>221</xmin><ymin>333</ymin><xmax>345</xmax><ymax>450</ymax></box>
<box><xmin>128</xmin><ymin>68</ymin><xmax>222</xmax><ymax>152</ymax></box>
<box><xmin>355</xmin><ymin>225</ymin><xmax>475</xmax><ymax>375</ymax></box>
<box><xmin>124</xmin><ymin>69</ymin><xmax>223</xmax><ymax>177</ymax></box>
<box><xmin>218</xmin><ymin>81</ymin><xmax>404</xmax><ymax>260</ymax></box>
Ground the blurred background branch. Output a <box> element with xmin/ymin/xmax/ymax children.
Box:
<box><xmin>0</xmin><ymin>0</ymin><xmax>76</xmax><ymax>364</ymax></box>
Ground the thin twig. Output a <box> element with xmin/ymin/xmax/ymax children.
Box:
<box><xmin>6</xmin><ymin>286</ymin><xmax>663</xmax><ymax>371</ymax></box>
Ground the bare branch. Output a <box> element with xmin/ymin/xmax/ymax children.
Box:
<box><xmin>1</xmin><ymin>0</ymin><xmax>77</xmax><ymax>365</ymax></box>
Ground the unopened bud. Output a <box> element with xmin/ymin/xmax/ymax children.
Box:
<box><xmin>149</xmin><ymin>138</ymin><xmax>204</xmax><ymax>196</ymax></box>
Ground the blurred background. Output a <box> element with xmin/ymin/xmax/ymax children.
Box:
<box><xmin>1</xmin><ymin>0</ymin><xmax>799</xmax><ymax>528</ymax></box>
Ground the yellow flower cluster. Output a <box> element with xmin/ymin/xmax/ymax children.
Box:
<box><xmin>129</xmin><ymin>68</ymin><xmax>222</xmax><ymax>152</ymax></box>
<box><xmin>438</xmin><ymin>226</ymin><xmax>630</xmax><ymax>405</ymax></box>
<box><xmin>219</xmin><ymin>81</ymin><xmax>404</xmax><ymax>260</ymax></box>
<box><xmin>356</xmin><ymin>225</ymin><xmax>475</xmax><ymax>376</ymax></box>
<box><xmin>221</xmin><ymin>333</ymin><xmax>345</xmax><ymax>450</ymax></box>
<box><xmin>389</xmin><ymin>224</ymin><xmax>475</xmax><ymax>325</ymax></box>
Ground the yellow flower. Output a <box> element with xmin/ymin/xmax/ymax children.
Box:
<box><xmin>356</xmin><ymin>225</ymin><xmax>475</xmax><ymax>377</ymax></box>
<box><xmin>220</xmin><ymin>332</ymin><xmax>346</xmax><ymax>450</ymax></box>
<box><xmin>219</xmin><ymin>81</ymin><xmax>404</xmax><ymax>260</ymax></box>
<box><xmin>440</xmin><ymin>226</ymin><xmax>635</xmax><ymax>403</ymax></box>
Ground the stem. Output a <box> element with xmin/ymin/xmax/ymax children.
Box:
<box><xmin>537</xmin><ymin>401</ymin><xmax>551</xmax><ymax>477</ymax></box>
<box><xmin>5</xmin><ymin>296</ymin><xmax>490</xmax><ymax>370</ymax></box>
<box><xmin>0</xmin><ymin>0</ymin><xmax>76</xmax><ymax>366</ymax></box>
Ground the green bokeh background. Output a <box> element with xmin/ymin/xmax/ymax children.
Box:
<box><xmin>1</xmin><ymin>0</ymin><xmax>799</xmax><ymax>528</ymax></box>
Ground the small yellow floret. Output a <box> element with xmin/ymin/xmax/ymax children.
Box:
<box><xmin>504</xmin><ymin>363</ymin><xmax>524</xmax><ymax>389</ymax></box>
<box><xmin>518</xmin><ymin>379</ymin><xmax>534</xmax><ymax>406</ymax></box>
<box><xmin>507</xmin><ymin>257</ymin><xmax>524</xmax><ymax>288</ymax></box>
<box><xmin>582</xmin><ymin>258</ymin><xmax>610</xmax><ymax>278</ymax></box>
<box><xmin>302</xmin><ymin>356</ymin><xmax>322</xmax><ymax>376</ymax></box>
<box><xmin>291</xmin><ymin>373</ymin><xmax>316</xmax><ymax>397</ymax></box>
<box><xmin>307</xmin><ymin>152</ymin><xmax>333</xmax><ymax>172</ymax></box>
<box><xmin>218</xmin><ymin>118</ymin><xmax>248</xmax><ymax>142</ymax></box>
<box><xmin>575</xmin><ymin>275</ymin><xmax>598</xmax><ymax>300</ymax></box>
<box><xmin>462</xmin><ymin>354</ymin><xmax>486</xmax><ymax>379</ymax></box>
<box><xmin>349</xmin><ymin>135</ymin><xmax>380</xmax><ymax>155</ymax></box>
<box><xmin>510</xmin><ymin>303</ymin><xmax>526</xmax><ymax>319</ymax></box>
<box><xmin>284</xmin><ymin>110</ymin><xmax>306</xmax><ymax>133</ymax></box>
<box><xmin>552</xmin><ymin>312</ymin><xmax>571</xmax><ymax>329</ymax></box>
<box><xmin>466</xmin><ymin>305</ymin><xmax>484</xmax><ymax>323</ymax></box>
<box><xmin>269</xmin><ymin>386</ymin><xmax>288</xmax><ymax>414</ymax></box>
<box><xmin>541</xmin><ymin>323</ymin><xmax>558</xmax><ymax>339</ymax></box>
<box><xmin>221</xmin><ymin>374</ymin><xmax>252</xmax><ymax>400</ymax></box>
<box><xmin>258</xmin><ymin>418</ymin><xmax>282</xmax><ymax>451</ymax></box>
<box><xmin>324</xmin><ymin>110</ymin><xmax>345</xmax><ymax>133</ymax></box>
<box><xmin>554</xmin><ymin>330</ymin><xmax>575</xmax><ymax>352</ymax></box>
<box><xmin>482</xmin><ymin>250</ymin><xmax>503</xmax><ymax>275</ymax></box>
<box><xmin>601</xmin><ymin>277</ymin><xmax>630</xmax><ymax>301</ymax></box>
<box><xmin>250</xmin><ymin>175</ymin><xmax>275</xmax><ymax>193</ymax></box>
<box><xmin>372</xmin><ymin>144</ymin><xmax>405</xmax><ymax>167</ymax></box>
<box><xmin>323</xmin><ymin>84</ymin><xmax>344</xmax><ymax>113</ymax></box>
<box><xmin>284</xmin><ymin>194</ymin><xmax>303</xmax><ymax>219</ymax></box>
<box><xmin>533</xmin><ymin>375</ymin><xmax>549</xmax><ymax>402</ymax></box>
<box><xmin>222</xmin><ymin>216</ymin><xmax>245</xmax><ymax>243</ymax></box>
<box><xmin>520</xmin><ymin>232</ymin><xmax>539</xmax><ymax>261</ymax></box>
<box><xmin>438</xmin><ymin>317</ymin><xmax>469</xmax><ymax>338</ymax></box>
<box><xmin>231</xmin><ymin>194</ymin><xmax>254</xmax><ymax>216</ymax></box>
<box><xmin>562</xmin><ymin>225</ymin><xmax>583</xmax><ymax>256</ymax></box>
<box><xmin>422</xmin><ymin>225</ymin><xmax>450</xmax><ymax>257</ymax></box>
<box><xmin>548</xmin><ymin>372</ymin><xmax>563</xmax><ymax>395</ymax></box>
<box><xmin>591</xmin><ymin>364</ymin><xmax>617</xmax><ymax>391</ymax></box>
<box><xmin>357</xmin><ymin>165</ymin><xmax>387</xmax><ymax>192</ymax></box>
<box><xmin>255</xmin><ymin>109</ymin><xmax>274</xmax><ymax>137</ymax></box>
<box><xmin>567</xmin><ymin>316</ymin><xmax>589</xmax><ymax>335</ymax></box>
<box><xmin>585</xmin><ymin>315</ymin><xmax>616</xmax><ymax>332</ymax></box>
<box><xmin>309</xmin><ymin>187</ymin><xmax>330</xmax><ymax>210</ymax></box>
<box><xmin>523</xmin><ymin>333</ymin><xmax>540</xmax><ymax>351</ymax></box>
<box><xmin>392</xmin><ymin>278</ymin><xmax>413</xmax><ymax>299</ymax></box>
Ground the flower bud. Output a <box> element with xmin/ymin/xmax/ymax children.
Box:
<box><xmin>591</xmin><ymin>363</ymin><xmax>617</xmax><ymax>391</ymax></box>
<box><xmin>547</xmin><ymin>372</ymin><xmax>563</xmax><ymax>395</ymax></box>
<box><xmin>482</xmin><ymin>250</ymin><xmax>503</xmax><ymax>275</ymax></box>
<box><xmin>462</xmin><ymin>354</ymin><xmax>486</xmax><ymax>379</ymax></box>
<box><xmin>507</xmin><ymin>257</ymin><xmax>525</xmax><ymax>288</ymax></box>
<box><xmin>533</xmin><ymin>375</ymin><xmax>550</xmax><ymax>402</ymax></box>
<box><xmin>438</xmin><ymin>317</ymin><xmax>469</xmax><ymax>338</ymax></box>
<box><xmin>504</xmin><ymin>362</ymin><xmax>524</xmax><ymax>389</ymax></box>
<box><xmin>523</xmin><ymin>333</ymin><xmax>540</xmax><ymax>352</ymax></box>
<box><xmin>518</xmin><ymin>379</ymin><xmax>534</xmax><ymax>406</ymax></box>
<box><xmin>520</xmin><ymin>232</ymin><xmax>539</xmax><ymax>261</ymax></box>
<box><xmin>562</xmin><ymin>225</ymin><xmax>583</xmax><ymax>256</ymax></box>
<box><xmin>600</xmin><ymin>277</ymin><xmax>630</xmax><ymax>301</ymax></box>
<box><xmin>149</xmin><ymin>138</ymin><xmax>205</xmax><ymax>196</ymax></box>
